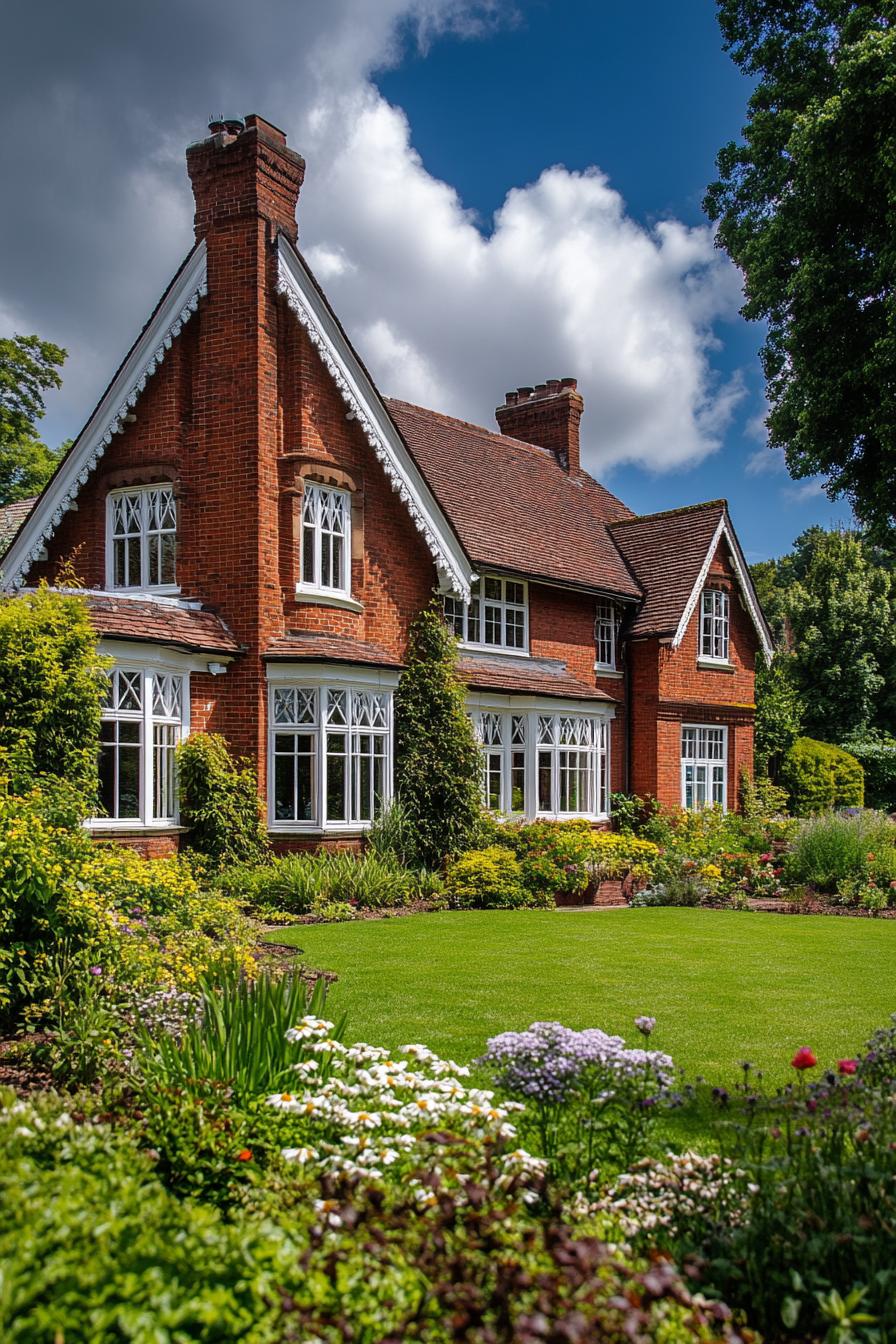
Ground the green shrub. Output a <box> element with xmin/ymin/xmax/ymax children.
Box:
<box><xmin>781</xmin><ymin>736</ymin><xmax>864</xmax><ymax>815</ymax></box>
<box><xmin>222</xmin><ymin>850</ymin><xmax>423</xmax><ymax>915</ymax></box>
<box><xmin>784</xmin><ymin>810</ymin><xmax>896</xmax><ymax>891</ymax></box>
<box><xmin>840</xmin><ymin>733</ymin><xmax>896</xmax><ymax>812</ymax></box>
<box><xmin>445</xmin><ymin>845</ymin><xmax>534</xmax><ymax>909</ymax></box>
<box><xmin>0</xmin><ymin>580</ymin><xmax>107</xmax><ymax>802</ymax></box>
<box><xmin>177</xmin><ymin>732</ymin><xmax>268</xmax><ymax>869</ymax></box>
<box><xmin>0</xmin><ymin>783</ymin><xmax>253</xmax><ymax>1026</ymax></box>
<box><xmin>394</xmin><ymin>601</ymin><xmax>482</xmax><ymax>868</ymax></box>
<box><xmin>498</xmin><ymin>819</ymin><xmax>595</xmax><ymax>900</ymax></box>
<box><xmin>367</xmin><ymin>797</ymin><xmax>418</xmax><ymax>866</ymax></box>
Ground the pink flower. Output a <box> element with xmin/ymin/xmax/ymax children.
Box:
<box><xmin>837</xmin><ymin>1059</ymin><xmax>858</xmax><ymax>1076</ymax></box>
<box><xmin>791</xmin><ymin>1047</ymin><xmax>817</xmax><ymax>1071</ymax></box>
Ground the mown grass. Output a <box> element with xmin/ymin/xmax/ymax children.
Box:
<box><xmin>270</xmin><ymin>909</ymin><xmax>896</xmax><ymax>1096</ymax></box>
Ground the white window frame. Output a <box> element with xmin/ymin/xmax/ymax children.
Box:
<box><xmin>594</xmin><ymin>600</ymin><xmax>618</xmax><ymax>671</ymax></box>
<box><xmin>700</xmin><ymin>588</ymin><xmax>730</xmax><ymax>663</ymax></box>
<box><xmin>93</xmin><ymin>663</ymin><xmax>189</xmax><ymax>828</ymax></box>
<box><xmin>105</xmin><ymin>484</ymin><xmax>179</xmax><ymax>594</ymax></box>
<box><xmin>266</xmin><ymin>665</ymin><xmax>398</xmax><ymax>833</ymax></box>
<box><xmin>298</xmin><ymin>483</ymin><xmax>352</xmax><ymax>599</ymax></box>
<box><xmin>444</xmin><ymin>574</ymin><xmax>529</xmax><ymax>655</ymax></box>
<box><xmin>469</xmin><ymin>696</ymin><xmax>612</xmax><ymax>821</ymax></box>
<box><xmin>681</xmin><ymin>724</ymin><xmax>728</xmax><ymax>812</ymax></box>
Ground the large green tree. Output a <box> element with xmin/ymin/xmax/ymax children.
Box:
<box><xmin>751</xmin><ymin>527</ymin><xmax>896</xmax><ymax>741</ymax></box>
<box><xmin>705</xmin><ymin>1</ymin><xmax>896</xmax><ymax>537</ymax></box>
<box><xmin>0</xmin><ymin>334</ymin><xmax>67</xmax><ymax>506</ymax></box>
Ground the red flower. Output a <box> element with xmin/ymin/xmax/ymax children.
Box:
<box><xmin>837</xmin><ymin>1059</ymin><xmax>858</xmax><ymax>1075</ymax></box>
<box><xmin>791</xmin><ymin>1047</ymin><xmax>817</xmax><ymax>1071</ymax></box>
<box><xmin>236</xmin><ymin>1148</ymin><xmax>253</xmax><ymax>1162</ymax></box>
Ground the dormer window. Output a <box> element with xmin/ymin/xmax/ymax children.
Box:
<box><xmin>594</xmin><ymin>600</ymin><xmax>617</xmax><ymax>671</ymax></box>
<box><xmin>107</xmin><ymin>485</ymin><xmax>177</xmax><ymax>591</ymax></box>
<box><xmin>444</xmin><ymin>575</ymin><xmax>528</xmax><ymax>653</ymax></box>
<box><xmin>700</xmin><ymin>588</ymin><xmax>730</xmax><ymax>662</ymax></box>
<box><xmin>300</xmin><ymin>484</ymin><xmax>350</xmax><ymax>596</ymax></box>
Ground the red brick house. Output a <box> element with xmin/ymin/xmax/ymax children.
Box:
<box><xmin>0</xmin><ymin>116</ymin><xmax>772</xmax><ymax>855</ymax></box>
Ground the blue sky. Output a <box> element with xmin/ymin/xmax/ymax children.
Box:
<box><xmin>1</xmin><ymin>0</ymin><xmax>853</xmax><ymax>563</ymax></box>
<box><xmin>377</xmin><ymin>0</ymin><xmax>853</xmax><ymax>560</ymax></box>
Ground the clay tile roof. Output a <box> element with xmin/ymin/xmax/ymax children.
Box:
<box><xmin>459</xmin><ymin>651</ymin><xmax>616</xmax><ymax>702</ymax></box>
<box><xmin>0</xmin><ymin>497</ymin><xmax>37</xmax><ymax>558</ymax></box>
<box><xmin>385</xmin><ymin>399</ymin><xmax>642</xmax><ymax>600</ymax></box>
<box><xmin>609</xmin><ymin>500</ymin><xmax>727</xmax><ymax>638</ymax></box>
<box><xmin>264</xmin><ymin>631</ymin><xmax>403</xmax><ymax>668</ymax></box>
<box><xmin>86</xmin><ymin>594</ymin><xmax>242</xmax><ymax>655</ymax></box>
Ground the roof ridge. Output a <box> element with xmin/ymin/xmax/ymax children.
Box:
<box><xmin>385</xmin><ymin>397</ymin><xmax>555</xmax><ymax>459</ymax></box>
<box><xmin>609</xmin><ymin>499</ymin><xmax>727</xmax><ymax>528</ymax></box>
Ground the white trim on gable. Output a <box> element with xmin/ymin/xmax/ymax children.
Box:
<box><xmin>276</xmin><ymin>236</ymin><xmax>473</xmax><ymax>602</ymax></box>
<box><xmin>1</xmin><ymin>242</ymin><xmax>208</xmax><ymax>591</ymax></box>
<box><xmin>672</xmin><ymin>511</ymin><xmax>774</xmax><ymax>661</ymax></box>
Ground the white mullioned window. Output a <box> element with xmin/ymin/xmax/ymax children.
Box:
<box><xmin>301</xmin><ymin>484</ymin><xmax>351</xmax><ymax>595</ymax></box>
<box><xmin>97</xmin><ymin>666</ymin><xmax>186</xmax><ymax>825</ymax></box>
<box><xmin>107</xmin><ymin>485</ymin><xmax>178</xmax><ymax>591</ymax></box>
<box><xmin>681</xmin><ymin>725</ymin><xmax>727</xmax><ymax>811</ymax></box>
<box><xmin>594</xmin><ymin>600</ymin><xmax>617</xmax><ymax>670</ymax></box>
<box><xmin>444</xmin><ymin>575</ymin><xmax>528</xmax><ymax>653</ymax></box>
<box><xmin>269</xmin><ymin>682</ymin><xmax>393</xmax><ymax>830</ymax></box>
<box><xmin>700</xmin><ymin>588</ymin><xmax>730</xmax><ymax>662</ymax></box>
<box><xmin>471</xmin><ymin>705</ymin><xmax>610</xmax><ymax>820</ymax></box>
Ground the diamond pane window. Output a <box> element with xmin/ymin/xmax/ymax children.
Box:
<box><xmin>300</xmin><ymin>484</ymin><xmax>351</xmax><ymax>595</ymax></box>
<box><xmin>108</xmin><ymin>485</ymin><xmax>177</xmax><ymax>591</ymax></box>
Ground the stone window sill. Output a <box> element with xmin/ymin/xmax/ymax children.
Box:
<box><xmin>294</xmin><ymin>587</ymin><xmax>363</xmax><ymax>614</ymax></box>
<box><xmin>84</xmin><ymin>823</ymin><xmax>188</xmax><ymax>836</ymax></box>
<box><xmin>594</xmin><ymin>666</ymin><xmax>623</xmax><ymax>679</ymax></box>
<box><xmin>697</xmin><ymin>660</ymin><xmax>736</xmax><ymax>673</ymax></box>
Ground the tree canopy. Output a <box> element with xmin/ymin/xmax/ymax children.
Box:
<box><xmin>706</xmin><ymin>1</ymin><xmax>896</xmax><ymax>538</ymax></box>
<box><xmin>0</xmin><ymin>333</ymin><xmax>67</xmax><ymax>507</ymax></box>
<box><xmin>751</xmin><ymin>527</ymin><xmax>896</xmax><ymax>744</ymax></box>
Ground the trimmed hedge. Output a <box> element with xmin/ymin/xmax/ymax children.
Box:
<box><xmin>840</xmin><ymin>736</ymin><xmax>896</xmax><ymax>813</ymax></box>
<box><xmin>781</xmin><ymin>736</ymin><xmax>864</xmax><ymax>815</ymax></box>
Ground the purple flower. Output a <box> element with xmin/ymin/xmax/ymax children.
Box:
<box><xmin>479</xmin><ymin>1021</ymin><xmax>674</xmax><ymax>1105</ymax></box>
<box><xmin>634</xmin><ymin>1015</ymin><xmax>656</xmax><ymax>1038</ymax></box>
<box><xmin>89</xmin><ymin>966</ymin><xmax>103</xmax><ymax>976</ymax></box>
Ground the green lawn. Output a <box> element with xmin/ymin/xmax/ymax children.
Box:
<box><xmin>271</xmin><ymin>909</ymin><xmax>896</xmax><ymax>1088</ymax></box>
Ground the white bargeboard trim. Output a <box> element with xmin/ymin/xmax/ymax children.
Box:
<box><xmin>672</xmin><ymin>512</ymin><xmax>774</xmax><ymax>661</ymax></box>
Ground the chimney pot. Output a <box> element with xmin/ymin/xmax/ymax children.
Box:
<box><xmin>495</xmin><ymin>375</ymin><xmax>585</xmax><ymax>474</ymax></box>
<box><xmin>224</xmin><ymin>117</ymin><xmax>245</xmax><ymax>136</ymax></box>
<box><xmin>208</xmin><ymin>117</ymin><xmax>226</xmax><ymax>136</ymax></box>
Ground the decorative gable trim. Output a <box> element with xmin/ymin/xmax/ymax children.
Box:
<box><xmin>1</xmin><ymin>242</ymin><xmax>208</xmax><ymax>589</ymax></box>
<box><xmin>673</xmin><ymin>512</ymin><xmax>774</xmax><ymax>660</ymax></box>
<box><xmin>276</xmin><ymin>237</ymin><xmax>473</xmax><ymax>601</ymax></box>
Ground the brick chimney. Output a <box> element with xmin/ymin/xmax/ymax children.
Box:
<box><xmin>495</xmin><ymin>378</ymin><xmax>584</xmax><ymax>474</ymax></box>
<box><xmin>186</xmin><ymin>114</ymin><xmax>305</xmax><ymax>244</ymax></box>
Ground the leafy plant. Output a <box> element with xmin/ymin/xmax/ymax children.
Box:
<box><xmin>784</xmin><ymin>810</ymin><xmax>896</xmax><ymax>891</ymax></box>
<box><xmin>132</xmin><ymin>964</ymin><xmax>343</xmax><ymax>1102</ymax></box>
<box><xmin>366</xmin><ymin>797</ymin><xmax>419</xmax><ymax>867</ymax></box>
<box><xmin>0</xmin><ymin>580</ymin><xmax>107</xmax><ymax>800</ymax></box>
<box><xmin>781</xmin><ymin>737</ymin><xmax>864</xmax><ymax>815</ymax></box>
<box><xmin>393</xmin><ymin>600</ymin><xmax>482</xmax><ymax>868</ymax></box>
<box><xmin>444</xmin><ymin>845</ymin><xmax>534</xmax><ymax>909</ymax></box>
<box><xmin>177</xmin><ymin>732</ymin><xmax>269</xmax><ymax>869</ymax></box>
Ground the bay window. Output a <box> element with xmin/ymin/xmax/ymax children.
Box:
<box><xmin>300</xmin><ymin>484</ymin><xmax>350</xmax><ymax>595</ymax></box>
<box><xmin>269</xmin><ymin>680</ymin><xmax>393</xmax><ymax>830</ymax></box>
<box><xmin>471</xmin><ymin>704</ymin><xmax>610</xmax><ymax>820</ymax></box>
<box><xmin>700</xmin><ymin>588</ymin><xmax>730</xmax><ymax>662</ymax></box>
<box><xmin>681</xmin><ymin>725</ymin><xmax>727</xmax><ymax>810</ymax></box>
<box><xmin>445</xmin><ymin>575</ymin><xmax>528</xmax><ymax>652</ymax></box>
<box><xmin>107</xmin><ymin>485</ymin><xmax>177</xmax><ymax>591</ymax></box>
<box><xmin>97</xmin><ymin>666</ymin><xmax>186</xmax><ymax>825</ymax></box>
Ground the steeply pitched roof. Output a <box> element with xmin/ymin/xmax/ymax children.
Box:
<box><xmin>609</xmin><ymin>501</ymin><xmax>727</xmax><ymax>638</ymax></box>
<box><xmin>460</xmin><ymin>651</ymin><xmax>616</xmax><ymax>702</ymax></box>
<box><xmin>385</xmin><ymin>399</ymin><xmax>641</xmax><ymax>600</ymax></box>
<box><xmin>0</xmin><ymin>497</ymin><xmax>37</xmax><ymax>559</ymax></box>
<box><xmin>87</xmin><ymin>594</ymin><xmax>241</xmax><ymax>656</ymax></box>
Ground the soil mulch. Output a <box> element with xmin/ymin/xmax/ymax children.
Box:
<box><xmin>0</xmin><ymin>1033</ymin><xmax>54</xmax><ymax>1095</ymax></box>
<box><xmin>746</xmin><ymin>897</ymin><xmax>896</xmax><ymax>918</ymax></box>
